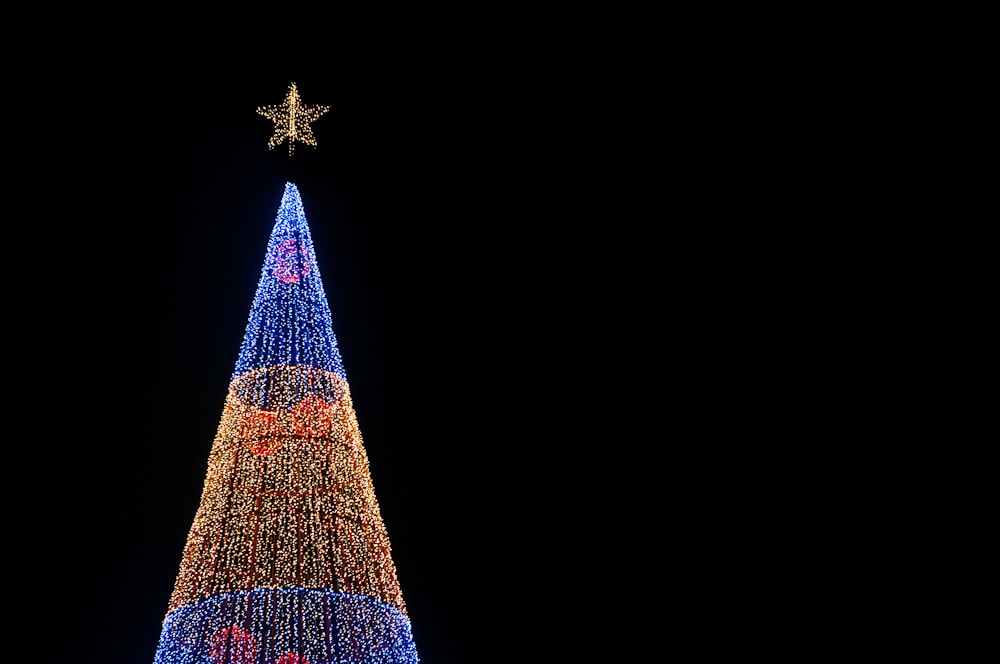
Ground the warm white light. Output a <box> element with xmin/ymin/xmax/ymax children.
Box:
<box><xmin>257</xmin><ymin>82</ymin><xmax>330</xmax><ymax>156</ymax></box>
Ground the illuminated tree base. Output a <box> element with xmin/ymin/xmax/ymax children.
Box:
<box><xmin>153</xmin><ymin>588</ymin><xmax>419</xmax><ymax>664</ymax></box>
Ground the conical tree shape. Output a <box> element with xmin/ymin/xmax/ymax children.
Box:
<box><xmin>154</xmin><ymin>183</ymin><xmax>419</xmax><ymax>664</ymax></box>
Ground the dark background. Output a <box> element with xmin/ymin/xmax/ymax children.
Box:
<box><xmin>12</xmin><ymin>12</ymin><xmax>706</xmax><ymax>663</ymax></box>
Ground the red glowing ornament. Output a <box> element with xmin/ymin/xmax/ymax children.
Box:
<box><xmin>273</xmin><ymin>237</ymin><xmax>313</xmax><ymax>284</ymax></box>
<box><xmin>209</xmin><ymin>625</ymin><xmax>258</xmax><ymax>664</ymax></box>
<box><xmin>275</xmin><ymin>653</ymin><xmax>310</xmax><ymax>664</ymax></box>
<box><xmin>292</xmin><ymin>396</ymin><xmax>337</xmax><ymax>437</ymax></box>
<box><xmin>242</xmin><ymin>408</ymin><xmax>284</xmax><ymax>456</ymax></box>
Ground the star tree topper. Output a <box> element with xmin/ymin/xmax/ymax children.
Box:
<box><xmin>257</xmin><ymin>82</ymin><xmax>330</xmax><ymax>155</ymax></box>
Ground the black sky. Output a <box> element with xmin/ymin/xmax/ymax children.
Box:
<box><xmin>12</xmin><ymin>13</ymin><xmax>703</xmax><ymax>663</ymax></box>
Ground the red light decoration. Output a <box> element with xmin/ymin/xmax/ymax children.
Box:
<box><xmin>209</xmin><ymin>625</ymin><xmax>258</xmax><ymax>664</ymax></box>
<box><xmin>275</xmin><ymin>654</ymin><xmax>310</xmax><ymax>664</ymax></box>
<box><xmin>274</xmin><ymin>237</ymin><xmax>313</xmax><ymax>284</ymax></box>
<box><xmin>292</xmin><ymin>396</ymin><xmax>338</xmax><ymax>437</ymax></box>
<box><xmin>242</xmin><ymin>409</ymin><xmax>284</xmax><ymax>456</ymax></box>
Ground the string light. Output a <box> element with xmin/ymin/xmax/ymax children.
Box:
<box><xmin>257</xmin><ymin>83</ymin><xmax>330</xmax><ymax>156</ymax></box>
<box><xmin>153</xmin><ymin>183</ymin><xmax>419</xmax><ymax>663</ymax></box>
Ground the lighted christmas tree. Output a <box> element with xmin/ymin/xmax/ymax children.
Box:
<box><xmin>152</xmin><ymin>178</ymin><xmax>420</xmax><ymax>663</ymax></box>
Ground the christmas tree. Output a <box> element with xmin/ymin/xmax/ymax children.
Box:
<box><xmin>153</xmin><ymin>86</ymin><xmax>419</xmax><ymax>663</ymax></box>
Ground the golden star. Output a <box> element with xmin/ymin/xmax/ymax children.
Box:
<box><xmin>257</xmin><ymin>82</ymin><xmax>330</xmax><ymax>156</ymax></box>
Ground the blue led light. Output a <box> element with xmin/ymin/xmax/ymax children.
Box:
<box><xmin>153</xmin><ymin>588</ymin><xmax>419</xmax><ymax>664</ymax></box>
<box><xmin>233</xmin><ymin>183</ymin><xmax>346</xmax><ymax>381</ymax></box>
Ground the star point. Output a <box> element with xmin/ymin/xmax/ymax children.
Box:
<box><xmin>257</xmin><ymin>82</ymin><xmax>330</xmax><ymax>156</ymax></box>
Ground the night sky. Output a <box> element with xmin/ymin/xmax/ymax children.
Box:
<box><xmin>13</xmin><ymin>14</ymin><xmax>701</xmax><ymax>663</ymax></box>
